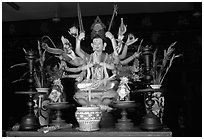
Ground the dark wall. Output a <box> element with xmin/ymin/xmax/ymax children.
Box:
<box><xmin>2</xmin><ymin>10</ymin><xmax>202</xmax><ymax>136</ymax></box>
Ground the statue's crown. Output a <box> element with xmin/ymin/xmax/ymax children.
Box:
<box><xmin>91</xmin><ymin>16</ymin><xmax>106</xmax><ymax>40</ymax></box>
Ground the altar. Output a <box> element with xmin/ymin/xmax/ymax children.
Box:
<box><xmin>6</xmin><ymin>127</ymin><xmax>172</xmax><ymax>137</ymax></box>
<box><xmin>6</xmin><ymin>3</ymin><xmax>181</xmax><ymax>137</ymax></box>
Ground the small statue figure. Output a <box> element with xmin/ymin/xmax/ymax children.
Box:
<box><xmin>48</xmin><ymin>78</ymin><xmax>66</xmax><ymax>103</ymax></box>
<box><xmin>117</xmin><ymin>76</ymin><xmax>130</xmax><ymax>101</ymax></box>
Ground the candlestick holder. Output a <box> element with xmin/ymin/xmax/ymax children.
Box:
<box><xmin>45</xmin><ymin>102</ymin><xmax>73</xmax><ymax>127</ymax></box>
<box><xmin>16</xmin><ymin>50</ymin><xmax>40</xmax><ymax>131</ymax></box>
<box><xmin>141</xmin><ymin>45</ymin><xmax>153</xmax><ymax>83</ymax></box>
<box><xmin>17</xmin><ymin>91</ymin><xmax>40</xmax><ymax>131</ymax></box>
<box><xmin>140</xmin><ymin>89</ymin><xmax>162</xmax><ymax>131</ymax></box>
<box><xmin>131</xmin><ymin>88</ymin><xmax>163</xmax><ymax>130</ymax></box>
<box><xmin>113</xmin><ymin>101</ymin><xmax>136</xmax><ymax>130</ymax></box>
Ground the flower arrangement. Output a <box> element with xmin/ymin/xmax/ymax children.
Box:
<box><xmin>46</xmin><ymin>62</ymin><xmax>67</xmax><ymax>103</ymax></box>
<box><xmin>10</xmin><ymin>41</ymin><xmax>53</xmax><ymax>88</ymax></box>
<box><xmin>33</xmin><ymin>41</ymin><xmax>51</xmax><ymax>88</ymax></box>
<box><xmin>151</xmin><ymin>42</ymin><xmax>182</xmax><ymax>85</ymax></box>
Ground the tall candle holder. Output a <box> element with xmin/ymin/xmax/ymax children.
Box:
<box><xmin>132</xmin><ymin>88</ymin><xmax>163</xmax><ymax>131</ymax></box>
<box><xmin>16</xmin><ymin>50</ymin><xmax>40</xmax><ymax>131</ymax></box>
<box><xmin>138</xmin><ymin>46</ymin><xmax>162</xmax><ymax>130</ymax></box>
<box><xmin>141</xmin><ymin>45</ymin><xmax>153</xmax><ymax>84</ymax></box>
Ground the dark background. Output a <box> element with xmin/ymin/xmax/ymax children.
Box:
<box><xmin>2</xmin><ymin>2</ymin><xmax>202</xmax><ymax>137</ymax></box>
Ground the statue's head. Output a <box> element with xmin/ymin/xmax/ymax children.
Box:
<box><xmin>90</xmin><ymin>16</ymin><xmax>108</xmax><ymax>52</ymax></box>
<box><xmin>91</xmin><ymin>37</ymin><xmax>107</xmax><ymax>52</ymax></box>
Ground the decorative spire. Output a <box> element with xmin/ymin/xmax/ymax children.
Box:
<box><xmin>90</xmin><ymin>16</ymin><xmax>106</xmax><ymax>40</ymax></box>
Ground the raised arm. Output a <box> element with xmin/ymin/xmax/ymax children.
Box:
<box><xmin>61</xmin><ymin>36</ymin><xmax>84</xmax><ymax>66</ymax></box>
<box><xmin>118</xmin><ymin>43</ymin><xmax>128</xmax><ymax>60</ymax></box>
<box><xmin>65</xmin><ymin>63</ymin><xmax>93</xmax><ymax>73</ymax></box>
<box><xmin>119</xmin><ymin>34</ymin><xmax>138</xmax><ymax>60</ymax></box>
<box><xmin>105</xmin><ymin>31</ymin><xmax>118</xmax><ymax>56</ymax></box>
<box><xmin>75</xmin><ymin>32</ymin><xmax>85</xmax><ymax>59</ymax></box>
<box><xmin>120</xmin><ymin>51</ymin><xmax>140</xmax><ymax>65</ymax></box>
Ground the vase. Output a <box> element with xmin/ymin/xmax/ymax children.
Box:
<box><xmin>75</xmin><ymin>107</ymin><xmax>102</xmax><ymax>131</ymax></box>
<box><xmin>36</xmin><ymin>88</ymin><xmax>49</xmax><ymax>93</ymax></box>
<box><xmin>34</xmin><ymin>87</ymin><xmax>50</xmax><ymax>126</ymax></box>
<box><xmin>150</xmin><ymin>84</ymin><xmax>162</xmax><ymax>89</ymax></box>
<box><xmin>147</xmin><ymin>85</ymin><xmax>164</xmax><ymax>124</ymax></box>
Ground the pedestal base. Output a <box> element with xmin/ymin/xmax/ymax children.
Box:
<box><xmin>20</xmin><ymin>114</ymin><xmax>40</xmax><ymax>131</ymax></box>
<box><xmin>116</xmin><ymin>119</ymin><xmax>134</xmax><ymax>130</ymax></box>
<box><xmin>50</xmin><ymin>119</ymin><xmax>67</xmax><ymax>127</ymax></box>
<box><xmin>140</xmin><ymin>112</ymin><xmax>162</xmax><ymax>131</ymax></box>
<box><xmin>113</xmin><ymin>101</ymin><xmax>136</xmax><ymax>130</ymax></box>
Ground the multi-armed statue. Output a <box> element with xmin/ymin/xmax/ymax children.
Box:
<box><xmin>40</xmin><ymin>4</ymin><xmax>144</xmax><ymax>131</ymax></box>
<box><xmin>42</xmin><ymin>5</ymin><xmax>140</xmax><ymax>111</ymax></box>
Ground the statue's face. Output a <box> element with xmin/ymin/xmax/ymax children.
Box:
<box><xmin>92</xmin><ymin>38</ymin><xmax>104</xmax><ymax>52</ymax></box>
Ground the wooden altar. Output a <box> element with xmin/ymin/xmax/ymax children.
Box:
<box><xmin>6</xmin><ymin>127</ymin><xmax>172</xmax><ymax>137</ymax></box>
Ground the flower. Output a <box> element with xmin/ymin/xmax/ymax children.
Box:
<box><xmin>46</xmin><ymin>64</ymin><xmax>64</xmax><ymax>83</ymax></box>
<box><xmin>151</xmin><ymin>42</ymin><xmax>182</xmax><ymax>85</ymax></box>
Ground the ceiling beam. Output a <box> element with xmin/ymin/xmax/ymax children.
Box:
<box><xmin>6</xmin><ymin>2</ymin><xmax>20</xmax><ymax>11</ymax></box>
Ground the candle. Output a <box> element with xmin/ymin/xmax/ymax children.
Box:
<box><xmin>88</xmin><ymin>89</ymin><xmax>91</xmax><ymax>102</ymax></box>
